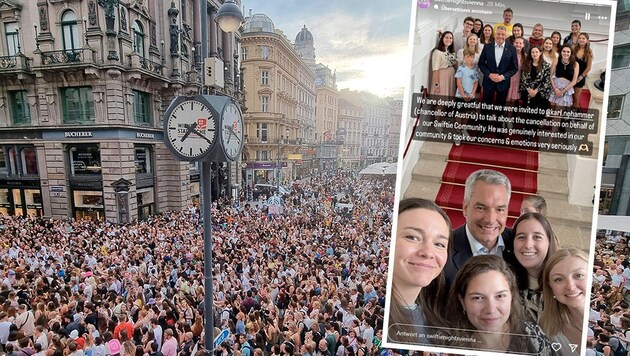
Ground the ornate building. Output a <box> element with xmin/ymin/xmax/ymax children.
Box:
<box><xmin>0</xmin><ymin>0</ymin><xmax>242</xmax><ymax>222</ymax></box>
<box><xmin>241</xmin><ymin>13</ymin><xmax>316</xmax><ymax>184</ymax></box>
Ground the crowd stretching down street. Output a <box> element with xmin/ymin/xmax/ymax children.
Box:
<box><xmin>0</xmin><ymin>171</ymin><xmax>396</xmax><ymax>356</ymax></box>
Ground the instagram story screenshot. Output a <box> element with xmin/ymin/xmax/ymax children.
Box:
<box><xmin>384</xmin><ymin>0</ymin><xmax>616</xmax><ymax>355</ymax></box>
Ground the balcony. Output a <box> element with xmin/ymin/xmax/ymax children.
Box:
<box><xmin>40</xmin><ymin>48</ymin><xmax>97</xmax><ymax>66</ymax></box>
<box><xmin>127</xmin><ymin>53</ymin><xmax>167</xmax><ymax>83</ymax></box>
<box><xmin>0</xmin><ymin>54</ymin><xmax>33</xmax><ymax>79</ymax></box>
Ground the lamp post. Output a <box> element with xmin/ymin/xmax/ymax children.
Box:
<box><xmin>277</xmin><ymin>127</ymin><xmax>289</xmax><ymax>190</ymax></box>
<box><xmin>200</xmin><ymin>1</ymin><xmax>243</xmax><ymax>354</ymax></box>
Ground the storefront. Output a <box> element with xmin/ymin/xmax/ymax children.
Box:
<box><xmin>0</xmin><ymin>181</ymin><xmax>42</xmax><ymax>217</ymax></box>
<box><xmin>247</xmin><ymin>162</ymin><xmax>287</xmax><ymax>185</ymax></box>
<box><xmin>68</xmin><ymin>144</ymin><xmax>104</xmax><ymax>221</ymax></box>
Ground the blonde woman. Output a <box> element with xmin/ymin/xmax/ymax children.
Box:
<box><xmin>456</xmin><ymin>33</ymin><xmax>481</xmax><ymax>66</ymax></box>
<box><xmin>539</xmin><ymin>248</ymin><xmax>589</xmax><ymax>355</ymax></box>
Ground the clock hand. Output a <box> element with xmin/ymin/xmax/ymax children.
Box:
<box><xmin>180</xmin><ymin>122</ymin><xmax>197</xmax><ymax>142</ymax></box>
<box><xmin>228</xmin><ymin>127</ymin><xmax>241</xmax><ymax>144</ymax></box>
<box><xmin>192</xmin><ymin>129</ymin><xmax>214</xmax><ymax>145</ymax></box>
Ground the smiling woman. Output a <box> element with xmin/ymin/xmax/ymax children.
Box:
<box><xmin>510</xmin><ymin>212</ymin><xmax>561</xmax><ymax>322</ymax></box>
<box><xmin>540</xmin><ymin>248</ymin><xmax>589</xmax><ymax>355</ymax></box>
<box><xmin>387</xmin><ymin>198</ymin><xmax>452</xmax><ymax>344</ymax></box>
<box><xmin>446</xmin><ymin>255</ymin><xmax>556</xmax><ymax>354</ymax></box>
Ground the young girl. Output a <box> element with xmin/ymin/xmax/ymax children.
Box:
<box><xmin>508</xmin><ymin>37</ymin><xmax>526</xmax><ymax>104</ymax></box>
<box><xmin>430</xmin><ymin>31</ymin><xmax>456</xmax><ymax>96</ymax></box>
<box><xmin>549</xmin><ymin>44</ymin><xmax>579</xmax><ymax>108</ymax></box>
<box><xmin>573</xmin><ymin>32</ymin><xmax>593</xmax><ymax>109</ymax></box>
<box><xmin>551</xmin><ymin>31</ymin><xmax>562</xmax><ymax>53</ymax></box>
<box><xmin>479</xmin><ymin>24</ymin><xmax>494</xmax><ymax>45</ymax></box>
<box><xmin>542</xmin><ymin>37</ymin><xmax>557</xmax><ymax>65</ymax></box>
<box><xmin>520</xmin><ymin>45</ymin><xmax>551</xmax><ymax>110</ymax></box>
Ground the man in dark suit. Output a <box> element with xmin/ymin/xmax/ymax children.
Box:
<box><xmin>478</xmin><ymin>26</ymin><xmax>518</xmax><ymax>106</ymax></box>
<box><xmin>443</xmin><ymin>169</ymin><xmax>515</xmax><ymax>290</ymax></box>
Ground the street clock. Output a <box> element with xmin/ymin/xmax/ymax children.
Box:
<box><xmin>163</xmin><ymin>95</ymin><xmax>243</xmax><ymax>162</ymax></box>
<box><xmin>163</xmin><ymin>96</ymin><xmax>218</xmax><ymax>161</ymax></box>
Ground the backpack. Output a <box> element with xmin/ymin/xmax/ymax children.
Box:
<box><xmin>610</xmin><ymin>336</ymin><xmax>627</xmax><ymax>356</ymax></box>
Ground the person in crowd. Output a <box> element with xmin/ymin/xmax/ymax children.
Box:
<box><xmin>520</xmin><ymin>45</ymin><xmax>551</xmax><ymax>110</ymax></box>
<box><xmin>455</xmin><ymin>50</ymin><xmax>480</xmax><ymax>102</ymax></box>
<box><xmin>447</xmin><ymin>255</ymin><xmax>555</xmax><ymax>354</ymax></box>
<box><xmin>454</xmin><ymin>16</ymin><xmax>476</xmax><ymax>52</ymax></box>
<box><xmin>542</xmin><ymin>37</ymin><xmax>558</xmax><ymax>65</ymax></box>
<box><xmin>540</xmin><ymin>248</ymin><xmax>589</xmax><ymax>355</ymax></box>
<box><xmin>520</xmin><ymin>195</ymin><xmax>548</xmax><ymax>216</ymax></box>
<box><xmin>563</xmin><ymin>20</ymin><xmax>581</xmax><ymax>46</ymax></box>
<box><xmin>494</xmin><ymin>8</ymin><xmax>514</xmax><ymax>36</ymax></box>
<box><xmin>508</xmin><ymin>36</ymin><xmax>527</xmax><ymax>105</ymax></box>
<box><xmin>387</xmin><ymin>198</ymin><xmax>452</xmax><ymax>345</ymax></box>
<box><xmin>551</xmin><ymin>31</ymin><xmax>563</xmax><ymax>53</ymax></box>
<box><xmin>510</xmin><ymin>213</ymin><xmax>560</xmax><ymax>322</ymax></box>
<box><xmin>573</xmin><ymin>33</ymin><xmax>593</xmax><ymax>109</ymax></box>
<box><xmin>478</xmin><ymin>26</ymin><xmax>518</xmax><ymax>106</ymax></box>
<box><xmin>431</xmin><ymin>31</ymin><xmax>457</xmax><ymax>97</ymax></box>
<box><xmin>479</xmin><ymin>24</ymin><xmax>494</xmax><ymax>46</ymax></box>
<box><xmin>456</xmin><ymin>34</ymin><xmax>481</xmax><ymax>67</ymax></box>
<box><xmin>529</xmin><ymin>24</ymin><xmax>545</xmax><ymax>47</ymax></box>
<box><xmin>549</xmin><ymin>44</ymin><xmax>579</xmax><ymax>108</ymax></box>
<box><xmin>472</xmin><ymin>18</ymin><xmax>484</xmax><ymax>39</ymax></box>
<box><xmin>509</xmin><ymin>23</ymin><xmax>529</xmax><ymax>53</ymax></box>
<box><xmin>442</xmin><ymin>169</ymin><xmax>514</xmax><ymax>289</ymax></box>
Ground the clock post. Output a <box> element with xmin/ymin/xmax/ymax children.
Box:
<box><xmin>163</xmin><ymin>94</ymin><xmax>243</xmax><ymax>354</ymax></box>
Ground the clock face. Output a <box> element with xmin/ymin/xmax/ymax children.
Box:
<box><xmin>165</xmin><ymin>99</ymin><xmax>217</xmax><ymax>160</ymax></box>
<box><xmin>221</xmin><ymin>101</ymin><xmax>244</xmax><ymax>160</ymax></box>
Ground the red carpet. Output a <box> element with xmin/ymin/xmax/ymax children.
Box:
<box><xmin>435</xmin><ymin>143</ymin><xmax>539</xmax><ymax>229</ymax></box>
<box><xmin>579</xmin><ymin>89</ymin><xmax>591</xmax><ymax>111</ymax></box>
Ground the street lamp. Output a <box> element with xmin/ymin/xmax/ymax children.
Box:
<box><xmin>200</xmin><ymin>1</ymin><xmax>244</xmax><ymax>355</ymax></box>
<box><xmin>215</xmin><ymin>0</ymin><xmax>244</xmax><ymax>33</ymax></box>
<box><xmin>277</xmin><ymin>128</ymin><xmax>289</xmax><ymax>190</ymax></box>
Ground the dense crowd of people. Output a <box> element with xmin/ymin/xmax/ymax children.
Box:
<box><xmin>0</xmin><ymin>171</ymin><xmax>396</xmax><ymax>356</ymax></box>
<box><xmin>588</xmin><ymin>229</ymin><xmax>630</xmax><ymax>355</ymax></box>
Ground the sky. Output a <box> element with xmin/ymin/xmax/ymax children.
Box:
<box><xmin>241</xmin><ymin>0</ymin><xmax>413</xmax><ymax>99</ymax></box>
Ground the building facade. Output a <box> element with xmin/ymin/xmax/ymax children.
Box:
<box><xmin>601</xmin><ymin>2</ymin><xmax>630</xmax><ymax>215</ymax></box>
<box><xmin>0</xmin><ymin>0</ymin><xmax>242</xmax><ymax>222</ymax></box>
<box><xmin>337</xmin><ymin>95</ymin><xmax>363</xmax><ymax>168</ymax></box>
<box><xmin>241</xmin><ymin>14</ymin><xmax>316</xmax><ymax>185</ymax></box>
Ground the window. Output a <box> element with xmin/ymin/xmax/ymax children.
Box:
<box><xmin>608</xmin><ymin>95</ymin><xmax>624</xmax><ymax>119</ymax></box>
<box><xmin>261</xmin><ymin>95</ymin><xmax>269</xmax><ymax>112</ymax></box>
<box><xmin>9</xmin><ymin>91</ymin><xmax>30</xmax><ymax>125</ymax></box>
<box><xmin>256</xmin><ymin>123</ymin><xmax>268</xmax><ymax>142</ymax></box>
<box><xmin>62</xmin><ymin>87</ymin><xmax>94</xmax><ymax>123</ymax></box>
<box><xmin>5</xmin><ymin>23</ymin><xmax>19</xmax><ymax>56</ymax></box>
<box><xmin>69</xmin><ymin>145</ymin><xmax>101</xmax><ymax>175</ymax></box>
<box><xmin>241</xmin><ymin>47</ymin><xmax>247</xmax><ymax>61</ymax></box>
<box><xmin>612</xmin><ymin>45</ymin><xmax>630</xmax><ymax>69</ymax></box>
<box><xmin>256</xmin><ymin>150</ymin><xmax>270</xmax><ymax>160</ymax></box>
<box><xmin>133</xmin><ymin>90</ymin><xmax>151</xmax><ymax>124</ymax></box>
<box><xmin>261</xmin><ymin>46</ymin><xmax>269</xmax><ymax>59</ymax></box>
<box><xmin>0</xmin><ymin>150</ymin><xmax>5</xmax><ymax>175</ymax></box>
<box><xmin>20</xmin><ymin>147</ymin><xmax>38</xmax><ymax>175</ymax></box>
<box><xmin>61</xmin><ymin>10</ymin><xmax>79</xmax><ymax>51</ymax></box>
<box><xmin>133</xmin><ymin>21</ymin><xmax>145</xmax><ymax>57</ymax></box>
<box><xmin>261</xmin><ymin>70</ymin><xmax>269</xmax><ymax>85</ymax></box>
<box><xmin>134</xmin><ymin>146</ymin><xmax>151</xmax><ymax>174</ymax></box>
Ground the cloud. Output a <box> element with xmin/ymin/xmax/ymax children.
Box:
<box><xmin>242</xmin><ymin>0</ymin><xmax>410</xmax><ymax>98</ymax></box>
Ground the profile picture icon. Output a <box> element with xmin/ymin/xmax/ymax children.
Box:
<box><xmin>418</xmin><ymin>0</ymin><xmax>431</xmax><ymax>9</ymax></box>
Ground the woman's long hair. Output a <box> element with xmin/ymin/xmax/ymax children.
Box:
<box><xmin>480</xmin><ymin>24</ymin><xmax>494</xmax><ymax>44</ymax></box>
<box><xmin>388</xmin><ymin>198</ymin><xmax>452</xmax><ymax>342</ymax></box>
<box><xmin>510</xmin><ymin>212</ymin><xmax>561</xmax><ymax>291</ymax></box>
<box><xmin>522</xmin><ymin>45</ymin><xmax>543</xmax><ymax>76</ymax></box>
<box><xmin>573</xmin><ymin>32</ymin><xmax>593</xmax><ymax>63</ymax></box>
<box><xmin>435</xmin><ymin>31</ymin><xmax>455</xmax><ymax>53</ymax></box>
<box><xmin>446</xmin><ymin>255</ymin><xmax>530</xmax><ymax>351</ymax></box>
<box><xmin>539</xmin><ymin>248</ymin><xmax>589</xmax><ymax>337</ymax></box>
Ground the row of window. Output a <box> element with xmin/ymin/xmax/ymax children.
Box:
<box><xmin>0</xmin><ymin>145</ymin><xmax>153</xmax><ymax>177</ymax></box>
<box><xmin>2</xmin><ymin>10</ymin><xmax>149</xmax><ymax>58</ymax></box>
<box><xmin>5</xmin><ymin>88</ymin><xmax>151</xmax><ymax>125</ymax></box>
